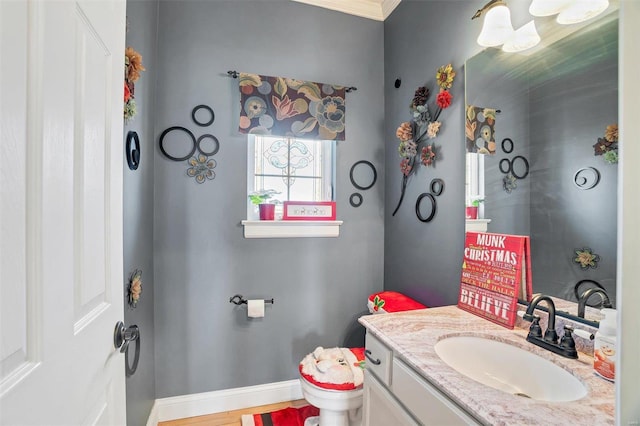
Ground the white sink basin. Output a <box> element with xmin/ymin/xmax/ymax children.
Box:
<box><xmin>435</xmin><ymin>336</ymin><xmax>587</xmax><ymax>402</ymax></box>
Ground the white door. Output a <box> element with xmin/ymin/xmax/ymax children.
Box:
<box><xmin>1</xmin><ymin>0</ymin><xmax>127</xmax><ymax>424</ymax></box>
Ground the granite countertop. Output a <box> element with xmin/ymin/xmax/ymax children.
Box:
<box><xmin>358</xmin><ymin>305</ymin><xmax>615</xmax><ymax>426</ymax></box>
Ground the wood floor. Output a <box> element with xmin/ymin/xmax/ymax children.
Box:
<box><xmin>158</xmin><ymin>399</ymin><xmax>309</xmax><ymax>426</ymax></box>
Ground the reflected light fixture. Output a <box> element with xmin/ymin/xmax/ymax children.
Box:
<box><xmin>529</xmin><ymin>0</ymin><xmax>610</xmax><ymax>25</ymax></box>
<box><xmin>502</xmin><ymin>20</ymin><xmax>541</xmax><ymax>52</ymax></box>
<box><xmin>472</xmin><ymin>0</ymin><xmax>515</xmax><ymax>47</ymax></box>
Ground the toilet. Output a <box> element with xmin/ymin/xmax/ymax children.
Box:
<box><xmin>298</xmin><ymin>292</ymin><xmax>427</xmax><ymax>426</ymax></box>
<box><xmin>299</xmin><ymin>347</ymin><xmax>365</xmax><ymax>426</ymax></box>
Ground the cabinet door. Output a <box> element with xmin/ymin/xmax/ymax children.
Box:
<box><xmin>392</xmin><ymin>358</ymin><xmax>480</xmax><ymax>425</ymax></box>
<box><xmin>363</xmin><ymin>373</ymin><xmax>419</xmax><ymax>426</ymax></box>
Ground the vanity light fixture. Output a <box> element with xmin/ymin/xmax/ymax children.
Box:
<box><xmin>502</xmin><ymin>20</ymin><xmax>541</xmax><ymax>52</ymax></box>
<box><xmin>529</xmin><ymin>0</ymin><xmax>610</xmax><ymax>25</ymax></box>
<box><xmin>473</xmin><ymin>0</ymin><xmax>540</xmax><ymax>52</ymax></box>
<box><xmin>529</xmin><ymin>0</ymin><xmax>572</xmax><ymax>16</ymax></box>
<box><xmin>557</xmin><ymin>0</ymin><xmax>609</xmax><ymax>24</ymax></box>
<box><xmin>472</xmin><ymin>0</ymin><xmax>515</xmax><ymax>47</ymax></box>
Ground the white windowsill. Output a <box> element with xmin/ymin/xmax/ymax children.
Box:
<box><xmin>241</xmin><ymin>220</ymin><xmax>343</xmax><ymax>238</ymax></box>
<box><xmin>465</xmin><ymin>218</ymin><xmax>491</xmax><ymax>233</ymax></box>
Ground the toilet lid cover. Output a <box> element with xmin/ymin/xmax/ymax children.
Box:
<box><xmin>299</xmin><ymin>347</ymin><xmax>365</xmax><ymax>390</ymax></box>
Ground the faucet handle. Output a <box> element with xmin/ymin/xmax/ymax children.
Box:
<box><xmin>560</xmin><ymin>326</ymin><xmax>578</xmax><ymax>358</ymax></box>
<box><xmin>528</xmin><ymin>315</ymin><xmax>543</xmax><ymax>338</ymax></box>
<box><xmin>561</xmin><ymin>326</ymin><xmax>576</xmax><ymax>349</ymax></box>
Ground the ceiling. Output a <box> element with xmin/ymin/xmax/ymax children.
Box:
<box><xmin>290</xmin><ymin>0</ymin><xmax>402</xmax><ymax>21</ymax></box>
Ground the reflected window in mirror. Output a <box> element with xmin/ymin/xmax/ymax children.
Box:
<box><xmin>465</xmin><ymin>152</ymin><xmax>485</xmax><ymax>218</ymax></box>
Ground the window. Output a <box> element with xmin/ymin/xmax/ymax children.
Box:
<box><xmin>465</xmin><ymin>152</ymin><xmax>485</xmax><ymax>214</ymax></box>
<box><xmin>247</xmin><ymin>135</ymin><xmax>335</xmax><ymax>219</ymax></box>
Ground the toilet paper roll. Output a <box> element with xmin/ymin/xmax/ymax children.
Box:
<box><xmin>247</xmin><ymin>299</ymin><xmax>265</xmax><ymax>318</ymax></box>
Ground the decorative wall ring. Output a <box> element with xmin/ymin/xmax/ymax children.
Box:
<box><xmin>350</xmin><ymin>160</ymin><xmax>377</xmax><ymax>190</ymax></box>
<box><xmin>192</xmin><ymin>104</ymin><xmax>215</xmax><ymax>126</ymax></box>
<box><xmin>415</xmin><ymin>193</ymin><xmax>437</xmax><ymax>223</ymax></box>
<box><xmin>126</xmin><ymin>131</ymin><xmax>141</xmax><ymax>170</ymax></box>
<box><xmin>573</xmin><ymin>279</ymin><xmax>606</xmax><ymax>302</ymax></box>
<box><xmin>197</xmin><ymin>134</ymin><xmax>220</xmax><ymax>156</ymax></box>
<box><xmin>573</xmin><ymin>167</ymin><xmax>600</xmax><ymax>190</ymax></box>
<box><xmin>430</xmin><ymin>178</ymin><xmax>445</xmax><ymax>196</ymax></box>
<box><xmin>501</xmin><ymin>138</ymin><xmax>514</xmax><ymax>154</ymax></box>
<box><xmin>511</xmin><ymin>155</ymin><xmax>530</xmax><ymax>179</ymax></box>
<box><xmin>499</xmin><ymin>158</ymin><xmax>511</xmax><ymax>174</ymax></box>
<box><xmin>350</xmin><ymin>193</ymin><xmax>363</xmax><ymax>208</ymax></box>
<box><xmin>159</xmin><ymin>126</ymin><xmax>197</xmax><ymax>161</ymax></box>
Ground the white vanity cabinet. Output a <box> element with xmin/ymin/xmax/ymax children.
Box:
<box><xmin>364</xmin><ymin>332</ymin><xmax>480</xmax><ymax>426</ymax></box>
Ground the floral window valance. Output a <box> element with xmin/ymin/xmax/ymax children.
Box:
<box><xmin>237</xmin><ymin>73</ymin><xmax>346</xmax><ymax>141</ymax></box>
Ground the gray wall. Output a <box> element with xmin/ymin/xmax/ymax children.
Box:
<box><xmin>152</xmin><ymin>1</ymin><xmax>385</xmax><ymax>398</ymax></box>
<box><xmin>123</xmin><ymin>1</ymin><xmax>159</xmax><ymax>424</ymax></box>
<box><xmin>383</xmin><ymin>1</ymin><xmax>487</xmax><ymax>306</ymax></box>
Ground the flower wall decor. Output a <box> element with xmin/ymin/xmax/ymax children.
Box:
<box><xmin>187</xmin><ymin>154</ymin><xmax>217</xmax><ymax>184</ymax></box>
<box><xmin>593</xmin><ymin>124</ymin><xmax>618</xmax><ymax>164</ymax></box>
<box><xmin>574</xmin><ymin>247</ymin><xmax>600</xmax><ymax>270</ymax></box>
<box><xmin>238</xmin><ymin>73</ymin><xmax>346</xmax><ymax>140</ymax></box>
<box><xmin>127</xmin><ymin>269</ymin><xmax>142</xmax><ymax>308</ymax></box>
<box><xmin>392</xmin><ymin>64</ymin><xmax>456</xmax><ymax>216</ymax></box>
<box><xmin>124</xmin><ymin>47</ymin><xmax>145</xmax><ymax>122</ymax></box>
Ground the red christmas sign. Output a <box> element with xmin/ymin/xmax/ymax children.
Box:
<box><xmin>458</xmin><ymin>232</ymin><xmax>533</xmax><ymax>329</ymax></box>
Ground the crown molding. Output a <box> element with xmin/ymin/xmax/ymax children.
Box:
<box><xmin>291</xmin><ymin>0</ymin><xmax>401</xmax><ymax>21</ymax></box>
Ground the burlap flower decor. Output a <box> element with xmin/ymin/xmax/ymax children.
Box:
<box><xmin>593</xmin><ymin>124</ymin><xmax>618</xmax><ymax>164</ymax></box>
<box><xmin>127</xmin><ymin>269</ymin><xmax>142</xmax><ymax>308</ymax></box>
<box><xmin>124</xmin><ymin>47</ymin><xmax>145</xmax><ymax>122</ymax></box>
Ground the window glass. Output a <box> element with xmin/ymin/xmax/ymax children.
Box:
<box><xmin>247</xmin><ymin>136</ymin><xmax>335</xmax><ymax>218</ymax></box>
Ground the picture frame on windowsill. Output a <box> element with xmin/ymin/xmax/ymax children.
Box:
<box><xmin>282</xmin><ymin>201</ymin><xmax>337</xmax><ymax>221</ymax></box>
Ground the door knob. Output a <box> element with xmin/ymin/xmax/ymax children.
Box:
<box><xmin>114</xmin><ymin>321</ymin><xmax>140</xmax><ymax>377</ymax></box>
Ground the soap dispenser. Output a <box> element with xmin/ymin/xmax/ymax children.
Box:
<box><xmin>593</xmin><ymin>308</ymin><xmax>617</xmax><ymax>382</ymax></box>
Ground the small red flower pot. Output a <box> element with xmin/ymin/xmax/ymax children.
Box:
<box><xmin>259</xmin><ymin>203</ymin><xmax>275</xmax><ymax>220</ymax></box>
<box><xmin>465</xmin><ymin>206</ymin><xmax>478</xmax><ymax>220</ymax></box>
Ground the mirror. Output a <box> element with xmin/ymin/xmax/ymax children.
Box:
<box><xmin>465</xmin><ymin>12</ymin><xmax>618</xmax><ymax>323</ymax></box>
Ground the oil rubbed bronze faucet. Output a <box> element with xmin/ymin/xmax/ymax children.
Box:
<box><xmin>577</xmin><ymin>287</ymin><xmax>613</xmax><ymax>318</ymax></box>
<box><xmin>522</xmin><ymin>294</ymin><xmax>578</xmax><ymax>359</ymax></box>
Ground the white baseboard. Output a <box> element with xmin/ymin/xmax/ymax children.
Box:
<box><xmin>146</xmin><ymin>379</ymin><xmax>303</xmax><ymax>425</ymax></box>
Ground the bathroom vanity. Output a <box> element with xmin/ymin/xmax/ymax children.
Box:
<box><xmin>359</xmin><ymin>306</ymin><xmax>615</xmax><ymax>425</ymax></box>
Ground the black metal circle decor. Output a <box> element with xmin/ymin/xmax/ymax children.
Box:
<box><xmin>415</xmin><ymin>193</ymin><xmax>437</xmax><ymax>222</ymax></box>
<box><xmin>126</xmin><ymin>131</ymin><xmax>141</xmax><ymax>171</ymax></box>
<box><xmin>511</xmin><ymin>155</ymin><xmax>530</xmax><ymax>179</ymax></box>
<box><xmin>499</xmin><ymin>158</ymin><xmax>511</xmax><ymax>174</ymax></box>
<box><xmin>573</xmin><ymin>279</ymin><xmax>606</xmax><ymax>302</ymax></box>
<box><xmin>501</xmin><ymin>138</ymin><xmax>514</xmax><ymax>154</ymax></box>
<box><xmin>350</xmin><ymin>160</ymin><xmax>377</xmax><ymax>191</ymax></box>
<box><xmin>192</xmin><ymin>104</ymin><xmax>215</xmax><ymax>127</ymax></box>
<box><xmin>349</xmin><ymin>193</ymin><xmax>363</xmax><ymax>208</ymax></box>
<box><xmin>197</xmin><ymin>134</ymin><xmax>220</xmax><ymax>157</ymax></box>
<box><xmin>573</xmin><ymin>167</ymin><xmax>601</xmax><ymax>190</ymax></box>
<box><xmin>414</xmin><ymin>178</ymin><xmax>445</xmax><ymax>223</ymax></box>
<box><xmin>430</xmin><ymin>178</ymin><xmax>444</xmax><ymax>196</ymax></box>
<box><xmin>159</xmin><ymin>126</ymin><xmax>197</xmax><ymax>161</ymax></box>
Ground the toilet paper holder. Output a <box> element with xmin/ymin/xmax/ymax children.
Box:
<box><xmin>229</xmin><ymin>294</ymin><xmax>274</xmax><ymax>306</ymax></box>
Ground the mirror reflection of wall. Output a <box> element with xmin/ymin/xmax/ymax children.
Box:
<box><xmin>465</xmin><ymin>15</ymin><xmax>618</xmax><ymax>314</ymax></box>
